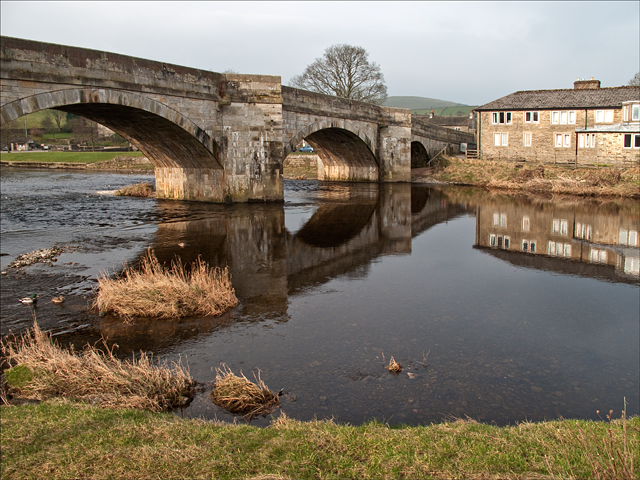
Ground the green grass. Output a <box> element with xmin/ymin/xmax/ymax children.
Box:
<box><xmin>1</xmin><ymin>400</ymin><xmax>637</xmax><ymax>479</ymax></box>
<box><xmin>1</xmin><ymin>151</ymin><xmax>144</xmax><ymax>163</ymax></box>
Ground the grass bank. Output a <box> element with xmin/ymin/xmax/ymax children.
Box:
<box><xmin>1</xmin><ymin>151</ymin><xmax>145</xmax><ymax>163</ymax></box>
<box><xmin>1</xmin><ymin>400</ymin><xmax>637</xmax><ymax>480</ymax></box>
<box><xmin>423</xmin><ymin>156</ymin><xmax>640</xmax><ymax>198</ymax></box>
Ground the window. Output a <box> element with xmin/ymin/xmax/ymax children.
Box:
<box><xmin>623</xmin><ymin>134</ymin><xmax>640</xmax><ymax>149</ymax></box>
<box><xmin>495</xmin><ymin>133</ymin><xmax>508</xmax><ymax>146</ymax></box>
<box><xmin>493</xmin><ymin>212</ymin><xmax>499</xmax><ymax>226</ymax></box>
<box><xmin>595</xmin><ymin>110</ymin><xmax>614</xmax><ymax>123</ymax></box>
<box><xmin>492</xmin><ymin>112</ymin><xmax>512</xmax><ymax>124</ymax></box>
<box><xmin>590</xmin><ymin>248</ymin><xmax>607</xmax><ymax>263</ymax></box>
<box><xmin>500</xmin><ymin>213</ymin><xmax>507</xmax><ymax>228</ymax></box>
<box><xmin>555</xmin><ymin>134</ymin><xmax>562</xmax><ymax>147</ymax></box>
<box><xmin>490</xmin><ymin>234</ymin><xmax>510</xmax><ymax>249</ymax></box>
<box><xmin>560</xmin><ymin>111</ymin><xmax>567</xmax><ymax>124</ymax></box>
<box><xmin>576</xmin><ymin>222</ymin><xmax>592</xmax><ymax>240</ymax></box>
<box><xmin>568</xmin><ymin>111</ymin><xmax>576</xmax><ymax>124</ymax></box>
<box><xmin>555</xmin><ymin>133</ymin><xmax>571</xmax><ymax>147</ymax></box>
<box><xmin>524</xmin><ymin>132</ymin><xmax>532</xmax><ymax>147</ymax></box>
<box><xmin>560</xmin><ymin>220</ymin><xmax>568</xmax><ymax>236</ymax></box>
<box><xmin>522</xmin><ymin>240</ymin><xmax>536</xmax><ymax>253</ymax></box>
<box><xmin>579</xmin><ymin>133</ymin><xmax>596</xmax><ymax>148</ymax></box>
<box><xmin>625</xmin><ymin>104</ymin><xmax>640</xmax><ymax>122</ymax></box>
<box><xmin>552</xmin><ymin>111</ymin><xmax>559</xmax><ymax>124</ymax></box>
<box><xmin>620</xmin><ymin>229</ymin><xmax>639</xmax><ymax>246</ymax></box>
<box><xmin>522</xmin><ymin>216</ymin><xmax>530</xmax><ymax>231</ymax></box>
<box><xmin>525</xmin><ymin>111</ymin><xmax>539</xmax><ymax>123</ymax></box>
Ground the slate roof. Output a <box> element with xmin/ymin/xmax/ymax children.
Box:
<box><xmin>476</xmin><ymin>86</ymin><xmax>640</xmax><ymax>111</ymax></box>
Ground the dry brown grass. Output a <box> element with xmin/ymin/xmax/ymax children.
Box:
<box><xmin>94</xmin><ymin>248</ymin><xmax>238</xmax><ymax>319</ymax></box>
<box><xmin>1</xmin><ymin>320</ymin><xmax>196</xmax><ymax>411</ymax></box>
<box><xmin>384</xmin><ymin>355</ymin><xmax>402</xmax><ymax>373</ymax></box>
<box><xmin>434</xmin><ymin>157</ymin><xmax>640</xmax><ymax>198</ymax></box>
<box><xmin>210</xmin><ymin>364</ymin><xmax>281</xmax><ymax>419</ymax></box>
<box><xmin>114</xmin><ymin>182</ymin><xmax>155</xmax><ymax>197</ymax></box>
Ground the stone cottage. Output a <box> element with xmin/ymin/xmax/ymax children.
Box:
<box><xmin>475</xmin><ymin>79</ymin><xmax>640</xmax><ymax>165</ymax></box>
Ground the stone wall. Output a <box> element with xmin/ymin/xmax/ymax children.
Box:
<box><xmin>479</xmin><ymin>109</ymin><xmax>639</xmax><ymax>164</ymax></box>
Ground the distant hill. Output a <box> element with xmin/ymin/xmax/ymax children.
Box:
<box><xmin>383</xmin><ymin>96</ymin><xmax>476</xmax><ymax>116</ymax></box>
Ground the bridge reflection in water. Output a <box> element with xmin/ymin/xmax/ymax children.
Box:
<box><xmin>86</xmin><ymin>182</ymin><xmax>638</xmax><ymax>425</ymax></box>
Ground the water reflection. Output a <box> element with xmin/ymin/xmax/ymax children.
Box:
<box><xmin>448</xmin><ymin>189</ymin><xmax>640</xmax><ymax>284</ymax></box>
<box><xmin>1</xmin><ymin>170</ymin><xmax>637</xmax><ymax>426</ymax></box>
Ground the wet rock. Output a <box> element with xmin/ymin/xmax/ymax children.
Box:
<box><xmin>7</xmin><ymin>246</ymin><xmax>81</xmax><ymax>269</ymax></box>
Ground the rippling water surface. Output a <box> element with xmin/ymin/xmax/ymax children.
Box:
<box><xmin>1</xmin><ymin>167</ymin><xmax>638</xmax><ymax>426</ymax></box>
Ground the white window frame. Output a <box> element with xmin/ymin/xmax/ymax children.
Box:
<box><xmin>595</xmin><ymin>110</ymin><xmax>604</xmax><ymax>123</ymax></box>
<box><xmin>560</xmin><ymin>111</ymin><xmax>568</xmax><ymax>124</ymax></box>
<box><xmin>555</xmin><ymin>134</ymin><xmax>563</xmax><ymax>147</ymax></box>
<box><xmin>595</xmin><ymin>110</ymin><xmax>614</xmax><ymax>123</ymax></box>
<box><xmin>568</xmin><ymin>111</ymin><xmax>576</xmax><ymax>124</ymax></box>
<box><xmin>563</xmin><ymin>134</ymin><xmax>571</xmax><ymax>148</ymax></box>
<box><xmin>552</xmin><ymin>111</ymin><xmax>560</xmax><ymax>124</ymax></box>
<box><xmin>633</xmin><ymin>104</ymin><xmax>640</xmax><ymax>121</ymax></box>
<box><xmin>523</xmin><ymin>132</ymin><xmax>532</xmax><ymax>147</ymax></box>
<box><xmin>524</xmin><ymin>111</ymin><xmax>539</xmax><ymax>123</ymax></box>
<box><xmin>492</xmin><ymin>112</ymin><xmax>512</xmax><ymax>125</ymax></box>
<box><xmin>501</xmin><ymin>133</ymin><xmax>508</xmax><ymax>146</ymax></box>
<box><xmin>623</xmin><ymin>134</ymin><xmax>640</xmax><ymax>149</ymax></box>
<box><xmin>579</xmin><ymin>133</ymin><xmax>596</xmax><ymax>148</ymax></box>
<box><xmin>494</xmin><ymin>133</ymin><xmax>501</xmax><ymax>146</ymax></box>
<box><xmin>522</xmin><ymin>216</ymin><xmax>530</xmax><ymax>231</ymax></box>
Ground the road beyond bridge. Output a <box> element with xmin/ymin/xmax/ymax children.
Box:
<box><xmin>1</xmin><ymin>37</ymin><xmax>474</xmax><ymax>203</ymax></box>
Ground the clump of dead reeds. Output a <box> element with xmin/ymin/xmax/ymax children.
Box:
<box><xmin>1</xmin><ymin>320</ymin><xmax>195</xmax><ymax>411</ymax></box>
<box><xmin>114</xmin><ymin>182</ymin><xmax>155</xmax><ymax>197</ymax></box>
<box><xmin>210</xmin><ymin>364</ymin><xmax>281</xmax><ymax>419</ymax></box>
<box><xmin>385</xmin><ymin>356</ymin><xmax>402</xmax><ymax>373</ymax></box>
<box><xmin>94</xmin><ymin>248</ymin><xmax>238</xmax><ymax>319</ymax></box>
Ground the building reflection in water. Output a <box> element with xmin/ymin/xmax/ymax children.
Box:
<box><xmin>467</xmin><ymin>190</ymin><xmax>640</xmax><ymax>283</ymax></box>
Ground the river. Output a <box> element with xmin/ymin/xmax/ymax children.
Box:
<box><xmin>1</xmin><ymin>167</ymin><xmax>638</xmax><ymax>426</ymax></box>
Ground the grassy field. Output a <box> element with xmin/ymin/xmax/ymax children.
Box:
<box><xmin>1</xmin><ymin>151</ymin><xmax>145</xmax><ymax>164</ymax></box>
<box><xmin>1</xmin><ymin>400</ymin><xmax>637</xmax><ymax>480</ymax></box>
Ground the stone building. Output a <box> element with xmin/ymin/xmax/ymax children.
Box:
<box><xmin>475</xmin><ymin>79</ymin><xmax>640</xmax><ymax>165</ymax></box>
<box><xmin>418</xmin><ymin>111</ymin><xmax>477</xmax><ymax>133</ymax></box>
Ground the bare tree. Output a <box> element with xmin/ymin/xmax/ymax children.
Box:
<box><xmin>629</xmin><ymin>72</ymin><xmax>640</xmax><ymax>86</ymax></box>
<box><xmin>289</xmin><ymin>44</ymin><xmax>388</xmax><ymax>105</ymax></box>
<box><xmin>46</xmin><ymin>109</ymin><xmax>66</xmax><ymax>132</ymax></box>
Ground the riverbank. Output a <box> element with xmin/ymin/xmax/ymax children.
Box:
<box><xmin>0</xmin><ymin>151</ymin><xmax>153</xmax><ymax>171</ymax></box>
<box><xmin>1</xmin><ymin>400</ymin><xmax>636</xmax><ymax>480</ymax></box>
<box><xmin>413</xmin><ymin>156</ymin><xmax>640</xmax><ymax>198</ymax></box>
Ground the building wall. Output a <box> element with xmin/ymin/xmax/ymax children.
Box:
<box><xmin>479</xmin><ymin>108</ymin><xmax>639</xmax><ymax>164</ymax></box>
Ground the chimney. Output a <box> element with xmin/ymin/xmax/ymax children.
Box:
<box><xmin>574</xmin><ymin>77</ymin><xmax>601</xmax><ymax>90</ymax></box>
<box><xmin>469</xmin><ymin>110</ymin><xmax>474</xmax><ymax>119</ymax></box>
<box><xmin>430</xmin><ymin>110</ymin><xmax>434</xmax><ymax>119</ymax></box>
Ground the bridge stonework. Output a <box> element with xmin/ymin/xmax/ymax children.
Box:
<box><xmin>1</xmin><ymin>37</ymin><xmax>475</xmax><ymax>203</ymax></box>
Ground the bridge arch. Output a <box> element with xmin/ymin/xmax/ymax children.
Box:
<box><xmin>411</xmin><ymin>140</ymin><xmax>430</xmax><ymax>168</ymax></box>
<box><xmin>0</xmin><ymin>88</ymin><xmax>221</xmax><ymax>169</ymax></box>
<box><xmin>285</xmin><ymin>120</ymin><xmax>378</xmax><ymax>182</ymax></box>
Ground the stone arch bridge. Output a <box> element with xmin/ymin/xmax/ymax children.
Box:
<box><xmin>1</xmin><ymin>36</ymin><xmax>474</xmax><ymax>203</ymax></box>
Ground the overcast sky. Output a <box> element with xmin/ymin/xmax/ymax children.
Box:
<box><xmin>1</xmin><ymin>1</ymin><xmax>638</xmax><ymax>106</ymax></box>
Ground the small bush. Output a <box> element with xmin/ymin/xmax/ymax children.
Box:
<box><xmin>1</xmin><ymin>320</ymin><xmax>195</xmax><ymax>411</ymax></box>
<box><xmin>114</xmin><ymin>182</ymin><xmax>155</xmax><ymax>197</ymax></box>
<box><xmin>94</xmin><ymin>249</ymin><xmax>238</xmax><ymax>319</ymax></box>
